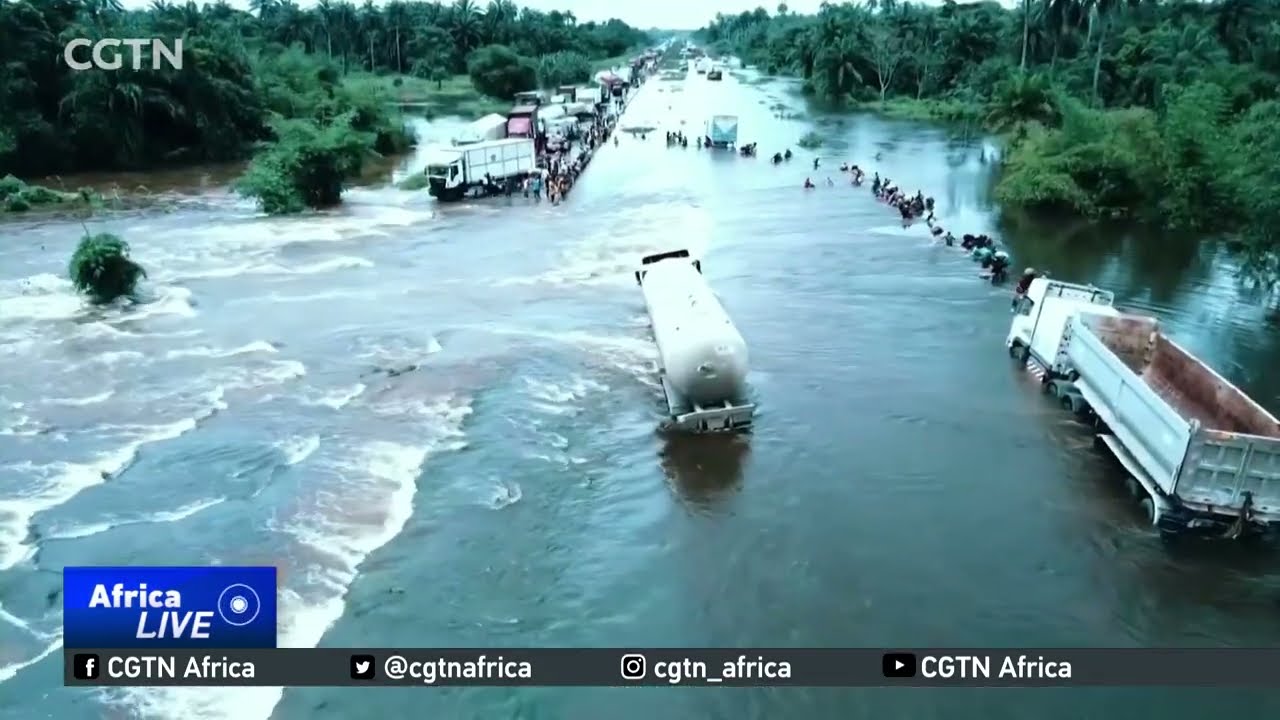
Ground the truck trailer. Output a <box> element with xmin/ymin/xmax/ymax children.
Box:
<box><xmin>425</xmin><ymin>138</ymin><xmax>537</xmax><ymax>201</ymax></box>
<box><xmin>1007</xmin><ymin>278</ymin><xmax>1280</xmax><ymax>539</ymax></box>
<box><xmin>453</xmin><ymin>113</ymin><xmax>507</xmax><ymax>145</ymax></box>
<box><xmin>635</xmin><ymin>249</ymin><xmax>754</xmax><ymax>432</ymax></box>
<box><xmin>706</xmin><ymin>115</ymin><xmax>738</xmax><ymax>148</ymax></box>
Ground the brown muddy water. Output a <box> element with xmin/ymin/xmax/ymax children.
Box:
<box><xmin>1</xmin><ymin>65</ymin><xmax>1278</xmax><ymax>720</ymax></box>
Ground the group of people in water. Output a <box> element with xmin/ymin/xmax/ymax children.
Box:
<box><xmin>793</xmin><ymin>159</ymin><xmax>1047</xmax><ymax>291</ymax></box>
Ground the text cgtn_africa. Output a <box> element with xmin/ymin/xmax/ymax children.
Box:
<box><xmin>89</xmin><ymin>583</ymin><xmax>216</xmax><ymax>639</ymax></box>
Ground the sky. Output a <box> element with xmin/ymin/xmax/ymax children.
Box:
<box><xmin>116</xmin><ymin>0</ymin><xmax>988</xmax><ymax>34</ymax></box>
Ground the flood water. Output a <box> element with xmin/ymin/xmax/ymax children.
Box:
<box><xmin>2</xmin><ymin>65</ymin><xmax>1280</xmax><ymax>719</ymax></box>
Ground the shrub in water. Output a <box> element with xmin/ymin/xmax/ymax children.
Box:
<box><xmin>0</xmin><ymin>174</ymin><xmax>23</xmax><ymax>201</ymax></box>
<box><xmin>68</xmin><ymin>233</ymin><xmax>148</xmax><ymax>303</ymax></box>
<box><xmin>237</xmin><ymin>112</ymin><xmax>374</xmax><ymax>214</ymax></box>
<box><xmin>797</xmin><ymin>131</ymin><xmax>823</xmax><ymax>149</ymax></box>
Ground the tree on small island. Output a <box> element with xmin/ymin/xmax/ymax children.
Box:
<box><xmin>236</xmin><ymin>112</ymin><xmax>374</xmax><ymax>215</ymax></box>
<box><xmin>68</xmin><ymin>232</ymin><xmax>148</xmax><ymax>303</ymax></box>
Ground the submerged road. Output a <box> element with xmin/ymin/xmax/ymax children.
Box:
<box><xmin>1</xmin><ymin>65</ymin><xmax>1279</xmax><ymax>719</ymax></box>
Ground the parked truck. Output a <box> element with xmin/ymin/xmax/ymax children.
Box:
<box><xmin>1007</xmin><ymin>278</ymin><xmax>1280</xmax><ymax>539</ymax></box>
<box><xmin>425</xmin><ymin>138</ymin><xmax>536</xmax><ymax>201</ymax></box>
<box><xmin>706</xmin><ymin>115</ymin><xmax>738</xmax><ymax>148</ymax></box>
<box><xmin>505</xmin><ymin>104</ymin><xmax>539</xmax><ymax>139</ymax></box>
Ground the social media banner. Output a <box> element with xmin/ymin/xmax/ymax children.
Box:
<box><xmin>63</xmin><ymin>566</ymin><xmax>277</xmax><ymax>648</ymax></box>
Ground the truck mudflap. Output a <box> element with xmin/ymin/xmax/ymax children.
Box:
<box><xmin>1173</xmin><ymin>430</ymin><xmax>1280</xmax><ymax>527</ymax></box>
<box><xmin>660</xmin><ymin>374</ymin><xmax>754</xmax><ymax>433</ymax></box>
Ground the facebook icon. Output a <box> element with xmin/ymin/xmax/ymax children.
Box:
<box><xmin>73</xmin><ymin>653</ymin><xmax>100</xmax><ymax>680</ymax></box>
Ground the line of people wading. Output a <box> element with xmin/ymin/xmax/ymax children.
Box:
<box><xmin>796</xmin><ymin>158</ymin><xmax>1043</xmax><ymax>297</ymax></box>
<box><xmin>652</xmin><ymin>128</ymin><xmax>1042</xmax><ymax>303</ymax></box>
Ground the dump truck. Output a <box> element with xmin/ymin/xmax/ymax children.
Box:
<box><xmin>425</xmin><ymin>138</ymin><xmax>536</xmax><ymax>202</ymax></box>
<box><xmin>1007</xmin><ymin>278</ymin><xmax>1280</xmax><ymax>539</ymax></box>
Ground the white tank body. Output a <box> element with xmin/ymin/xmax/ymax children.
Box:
<box><xmin>640</xmin><ymin>259</ymin><xmax>748</xmax><ymax>406</ymax></box>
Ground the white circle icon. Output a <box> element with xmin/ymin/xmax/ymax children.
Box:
<box><xmin>217</xmin><ymin>584</ymin><xmax>261</xmax><ymax>627</ymax></box>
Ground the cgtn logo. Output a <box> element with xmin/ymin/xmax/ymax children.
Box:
<box><xmin>63</xmin><ymin>38</ymin><xmax>184</xmax><ymax>71</ymax></box>
<box><xmin>64</xmin><ymin>567</ymin><xmax>277</xmax><ymax>649</ymax></box>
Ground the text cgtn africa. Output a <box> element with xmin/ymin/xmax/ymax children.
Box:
<box><xmin>110</xmin><ymin>655</ymin><xmax>254</xmax><ymax>680</ymax></box>
<box><xmin>63</xmin><ymin>38</ymin><xmax>183</xmax><ymax>71</ymax></box>
<box><xmin>922</xmin><ymin>655</ymin><xmax>1073</xmax><ymax>679</ymax></box>
<box><xmin>89</xmin><ymin>583</ymin><xmax>215</xmax><ymax>639</ymax></box>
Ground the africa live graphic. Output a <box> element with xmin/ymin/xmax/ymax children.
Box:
<box><xmin>63</xmin><ymin>567</ymin><xmax>277</xmax><ymax>648</ymax></box>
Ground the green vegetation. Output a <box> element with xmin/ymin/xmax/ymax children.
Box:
<box><xmin>344</xmin><ymin>74</ymin><xmax>508</xmax><ymax>117</ymax></box>
<box><xmin>797</xmin><ymin>131</ymin><xmax>823</xmax><ymax>149</ymax></box>
<box><xmin>0</xmin><ymin>174</ymin><xmax>104</xmax><ymax>215</ymax></box>
<box><xmin>68</xmin><ymin>232</ymin><xmax>147</xmax><ymax>303</ymax></box>
<box><xmin>397</xmin><ymin>173</ymin><xmax>433</xmax><ymax>191</ymax></box>
<box><xmin>700</xmin><ymin>1</ymin><xmax>1280</xmax><ymax>277</ymax></box>
<box><xmin>1</xmin><ymin>0</ymin><xmax>649</xmax><ymax>214</ymax></box>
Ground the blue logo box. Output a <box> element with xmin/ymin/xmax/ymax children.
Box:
<box><xmin>64</xmin><ymin>566</ymin><xmax>277</xmax><ymax>649</ymax></box>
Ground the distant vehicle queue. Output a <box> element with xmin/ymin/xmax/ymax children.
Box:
<box><xmin>422</xmin><ymin>49</ymin><xmax>661</xmax><ymax>203</ymax></box>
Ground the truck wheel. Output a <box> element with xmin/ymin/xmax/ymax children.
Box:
<box><xmin>1045</xmin><ymin>380</ymin><xmax>1059</xmax><ymax>397</ymax></box>
<box><xmin>1139</xmin><ymin>497</ymin><xmax>1158</xmax><ymax>526</ymax></box>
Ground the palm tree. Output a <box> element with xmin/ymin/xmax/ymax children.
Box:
<box><xmin>358</xmin><ymin>0</ymin><xmax>381</xmax><ymax>70</ymax></box>
<box><xmin>1020</xmin><ymin>0</ymin><xmax>1031</xmax><ymax>70</ymax></box>
<box><xmin>448</xmin><ymin>0</ymin><xmax>482</xmax><ymax>56</ymax></box>
<box><xmin>248</xmin><ymin>0</ymin><xmax>276</xmax><ymax>20</ymax></box>
<box><xmin>385</xmin><ymin>0</ymin><xmax>409</xmax><ymax>72</ymax></box>
<box><xmin>316</xmin><ymin>0</ymin><xmax>335</xmax><ymax>57</ymax></box>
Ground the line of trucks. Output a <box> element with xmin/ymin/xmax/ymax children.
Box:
<box><xmin>1007</xmin><ymin>278</ymin><xmax>1280</xmax><ymax>539</ymax></box>
<box><xmin>425</xmin><ymin>84</ymin><xmax>608</xmax><ymax>201</ymax></box>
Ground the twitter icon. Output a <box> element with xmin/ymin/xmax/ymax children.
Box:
<box><xmin>350</xmin><ymin>654</ymin><xmax>376</xmax><ymax>680</ymax></box>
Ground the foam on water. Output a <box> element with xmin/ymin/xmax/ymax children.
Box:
<box><xmin>41</xmin><ymin>497</ymin><xmax>228</xmax><ymax>541</ymax></box>
<box><xmin>45</xmin><ymin>390</ymin><xmax>114</xmax><ymax>406</ymax></box>
<box><xmin>104</xmin><ymin>396</ymin><xmax>472</xmax><ymax>720</ymax></box>
<box><xmin>279</xmin><ymin>435</ymin><xmax>320</xmax><ymax>466</ymax></box>
<box><xmin>524</xmin><ymin>375</ymin><xmax>609</xmax><ymax>405</ymax></box>
<box><xmin>0</xmin><ymin>633</ymin><xmax>63</xmax><ymax>684</ymax></box>
<box><xmin>300</xmin><ymin>383</ymin><xmax>366</xmax><ymax>410</ymax></box>
<box><xmin>487</xmin><ymin>480</ymin><xmax>522</xmax><ymax>510</ymax></box>
<box><xmin>0</xmin><ymin>386</ymin><xmax>227</xmax><ymax>570</ymax></box>
<box><xmin>0</xmin><ymin>274</ymin><xmax>83</xmax><ymax>323</ymax></box>
<box><xmin>165</xmin><ymin>341</ymin><xmax>278</xmax><ymax>360</ymax></box>
<box><xmin>169</xmin><ymin>256</ymin><xmax>374</xmax><ymax>282</ymax></box>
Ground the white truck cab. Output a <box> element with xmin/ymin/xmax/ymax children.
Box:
<box><xmin>1006</xmin><ymin>278</ymin><xmax>1117</xmax><ymax>375</ymax></box>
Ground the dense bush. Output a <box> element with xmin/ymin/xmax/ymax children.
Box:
<box><xmin>700</xmin><ymin>1</ymin><xmax>1280</xmax><ymax>265</ymax></box>
<box><xmin>68</xmin><ymin>233</ymin><xmax>147</xmax><ymax>303</ymax></box>
<box><xmin>236</xmin><ymin>113</ymin><xmax>373</xmax><ymax>214</ymax></box>
<box><xmin>537</xmin><ymin>51</ymin><xmax>592</xmax><ymax>88</ymax></box>
<box><xmin>0</xmin><ymin>0</ymin><xmax>649</xmax><ymax>177</ymax></box>
<box><xmin>467</xmin><ymin>45</ymin><xmax>538</xmax><ymax>100</ymax></box>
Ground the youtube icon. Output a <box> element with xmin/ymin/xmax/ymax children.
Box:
<box><xmin>882</xmin><ymin>652</ymin><xmax>917</xmax><ymax>678</ymax></box>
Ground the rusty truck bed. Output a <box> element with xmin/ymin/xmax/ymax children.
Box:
<box><xmin>1081</xmin><ymin>314</ymin><xmax>1280</xmax><ymax>438</ymax></box>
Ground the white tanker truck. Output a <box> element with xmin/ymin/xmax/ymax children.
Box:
<box><xmin>635</xmin><ymin>249</ymin><xmax>754</xmax><ymax>432</ymax></box>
